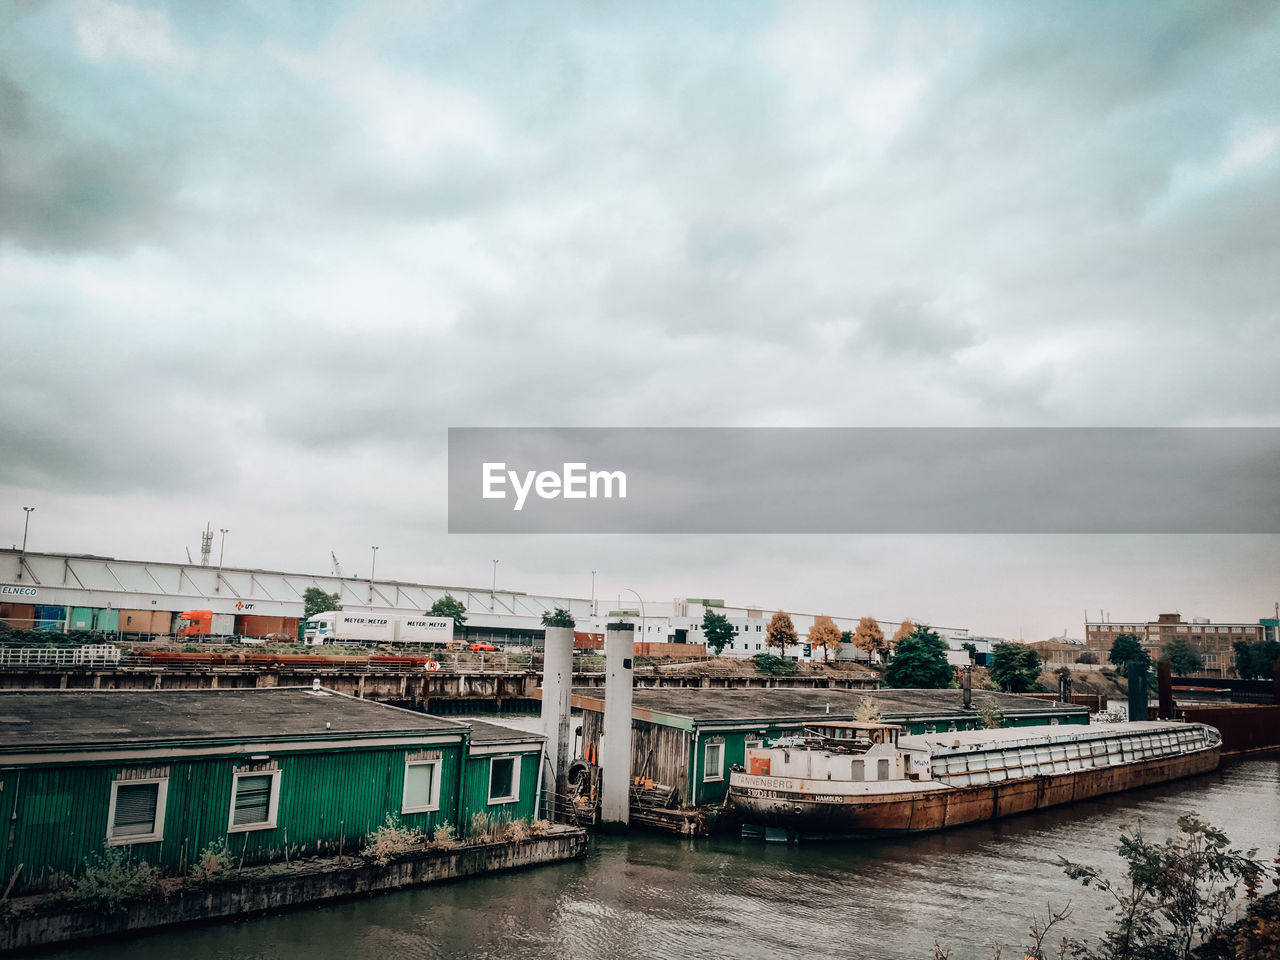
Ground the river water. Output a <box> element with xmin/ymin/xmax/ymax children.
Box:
<box><xmin>43</xmin><ymin>755</ymin><xmax>1279</xmax><ymax>960</ymax></box>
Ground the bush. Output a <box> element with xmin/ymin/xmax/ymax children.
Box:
<box><xmin>753</xmin><ymin>652</ymin><xmax>797</xmax><ymax>676</ymax></box>
<box><xmin>977</xmin><ymin>699</ymin><xmax>1004</xmax><ymax>729</ymax></box>
<box><xmin>73</xmin><ymin>846</ymin><xmax>161</xmax><ymax>915</ymax></box>
<box><xmin>427</xmin><ymin>821</ymin><xmax>457</xmax><ymax>851</ymax></box>
<box><xmin>360</xmin><ymin>814</ymin><xmax>423</xmax><ymax>866</ymax></box>
<box><xmin>189</xmin><ymin>838</ymin><xmax>233</xmax><ymax>883</ymax></box>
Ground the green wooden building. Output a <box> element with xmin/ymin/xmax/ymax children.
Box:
<box><xmin>574</xmin><ymin>687</ymin><xmax>1089</xmax><ymax>807</ymax></box>
<box><xmin>0</xmin><ymin>687</ymin><xmax>544</xmax><ymax>893</ymax></box>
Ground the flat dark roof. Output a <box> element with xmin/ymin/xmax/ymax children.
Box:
<box><xmin>0</xmin><ymin>687</ymin><xmax>469</xmax><ymax>751</ymax></box>
<box><xmin>467</xmin><ymin>719</ymin><xmax>546</xmax><ymax>744</ymax></box>
<box><xmin>572</xmin><ymin>687</ymin><xmax>1086</xmax><ymax>724</ymax></box>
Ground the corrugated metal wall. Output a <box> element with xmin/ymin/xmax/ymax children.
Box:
<box><xmin>0</xmin><ymin>742</ymin><xmax>467</xmax><ymax>893</ymax></box>
<box><xmin>459</xmin><ymin>751</ymin><xmax>541</xmax><ymax>830</ymax></box>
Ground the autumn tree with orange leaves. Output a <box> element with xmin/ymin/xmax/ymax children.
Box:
<box><xmin>851</xmin><ymin>616</ymin><xmax>889</xmax><ymax>661</ymax></box>
<box><xmin>891</xmin><ymin>620</ymin><xmax>915</xmax><ymax>650</ymax></box>
<box><xmin>766</xmin><ymin>610</ymin><xmax>798</xmax><ymax>653</ymax></box>
<box><xmin>808</xmin><ymin>615</ymin><xmax>844</xmax><ymax>662</ymax></box>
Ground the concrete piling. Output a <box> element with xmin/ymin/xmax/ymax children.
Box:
<box><xmin>601</xmin><ymin>621</ymin><xmax>635</xmax><ymax>828</ymax></box>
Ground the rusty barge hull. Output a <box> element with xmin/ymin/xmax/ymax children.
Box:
<box><xmin>729</xmin><ymin>746</ymin><xmax>1221</xmax><ymax>836</ymax></box>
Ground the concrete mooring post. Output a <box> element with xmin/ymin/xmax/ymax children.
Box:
<box><xmin>601</xmin><ymin>621</ymin><xmax>635</xmax><ymax>829</ymax></box>
<box><xmin>540</xmin><ymin>625</ymin><xmax>574</xmax><ymax>813</ymax></box>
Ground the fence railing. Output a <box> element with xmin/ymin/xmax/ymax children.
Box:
<box><xmin>0</xmin><ymin>645</ymin><xmax>122</xmax><ymax>666</ymax></box>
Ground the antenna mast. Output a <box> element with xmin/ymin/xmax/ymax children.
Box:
<box><xmin>200</xmin><ymin>523</ymin><xmax>213</xmax><ymax>566</ymax></box>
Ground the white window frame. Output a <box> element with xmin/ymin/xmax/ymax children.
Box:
<box><xmin>704</xmin><ymin>742</ymin><xmax>725</xmax><ymax>782</ymax></box>
<box><xmin>401</xmin><ymin>758</ymin><xmax>443</xmax><ymax>815</ymax></box>
<box><xmin>106</xmin><ymin>776</ymin><xmax>168</xmax><ymax>846</ymax></box>
<box><xmin>486</xmin><ymin>755</ymin><xmax>521</xmax><ymax>805</ymax></box>
<box><xmin>228</xmin><ymin>769</ymin><xmax>282</xmax><ymax>833</ymax></box>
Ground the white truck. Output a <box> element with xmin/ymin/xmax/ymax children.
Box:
<box><xmin>303</xmin><ymin>611</ymin><xmax>455</xmax><ymax>646</ymax></box>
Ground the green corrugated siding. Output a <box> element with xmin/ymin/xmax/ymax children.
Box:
<box><xmin>459</xmin><ymin>751</ymin><xmax>541</xmax><ymax>831</ymax></box>
<box><xmin>0</xmin><ymin>742</ymin><xmax>466</xmax><ymax>891</ymax></box>
<box><xmin>692</xmin><ymin>725</ymin><xmax>804</xmax><ymax>804</ymax></box>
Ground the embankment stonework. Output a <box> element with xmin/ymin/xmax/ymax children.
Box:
<box><xmin>2</xmin><ymin>828</ymin><xmax>588</xmax><ymax>953</ymax></box>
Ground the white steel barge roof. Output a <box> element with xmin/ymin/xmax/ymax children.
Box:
<box><xmin>902</xmin><ymin>720</ymin><xmax>1209</xmax><ymax>754</ymax></box>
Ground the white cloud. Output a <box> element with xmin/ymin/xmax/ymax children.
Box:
<box><xmin>268</xmin><ymin>46</ymin><xmax>501</xmax><ymax>170</ymax></box>
<box><xmin>74</xmin><ymin>0</ymin><xmax>191</xmax><ymax>68</ymax></box>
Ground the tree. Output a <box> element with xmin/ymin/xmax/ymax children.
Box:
<box><xmin>702</xmin><ymin>610</ymin><xmax>737</xmax><ymax>655</ymax></box>
<box><xmin>882</xmin><ymin>625</ymin><xmax>953</xmax><ymax>688</ymax></box>
<box><xmin>961</xmin><ymin>641</ymin><xmax>978</xmax><ymax>660</ymax></box>
<box><xmin>541</xmin><ymin>607</ymin><xmax>575</xmax><ymax>628</ymax></box>
<box><xmin>1160</xmin><ymin>636</ymin><xmax>1203</xmax><ymax>675</ymax></box>
<box><xmin>989</xmin><ymin>641</ymin><xmax>1042</xmax><ymax>693</ymax></box>
<box><xmin>851</xmin><ymin>616</ymin><xmax>889</xmax><ymax>661</ymax></box>
<box><xmin>303</xmin><ymin>588</ymin><xmax>340</xmax><ymax>619</ymax></box>
<box><xmin>1234</xmin><ymin>638</ymin><xmax>1280</xmax><ymax>679</ymax></box>
<box><xmin>807</xmin><ymin>615</ymin><xmax>844</xmax><ymax>663</ymax></box>
<box><xmin>1108</xmin><ymin>633</ymin><xmax>1150</xmax><ymax>670</ymax></box>
<box><xmin>429</xmin><ymin>595</ymin><xmax>467</xmax><ymax>628</ymax></box>
<box><xmin>765</xmin><ymin>610</ymin><xmax>797</xmax><ymax>654</ymax></box>
<box><xmin>1076</xmin><ymin>650</ymin><xmax>1099</xmax><ymax>665</ymax></box>
<box><xmin>1059</xmin><ymin>816</ymin><xmax>1262</xmax><ymax>960</ymax></box>
<box><xmin>890</xmin><ymin>620</ymin><xmax>915</xmax><ymax>649</ymax></box>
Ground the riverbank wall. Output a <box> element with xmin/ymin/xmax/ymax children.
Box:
<box><xmin>2</xmin><ymin>826</ymin><xmax>588</xmax><ymax>954</ymax></box>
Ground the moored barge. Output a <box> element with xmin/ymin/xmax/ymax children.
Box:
<box><xmin>727</xmin><ymin>719</ymin><xmax>1221</xmax><ymax>839</ymax></box>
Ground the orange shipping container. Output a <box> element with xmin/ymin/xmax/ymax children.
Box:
<box><xmin>118</xmin><ymin>609</ymin><xmax>173</xmax><ymax>634</ymax></box>
<box><xmin>0</xmin><ymin>603</ymin><xmax>36</xmax><ymax>630</ymax></box>
<box><xmin>236</xmin><ymin>615</ymin><xmax>299</xmax><ymax>639</ymax></box>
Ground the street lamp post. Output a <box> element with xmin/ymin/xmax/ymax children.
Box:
<box><xmin>215</xmin><ymin>528</ymin><xmax>228</xmax><ymax>592</ymax></box>
<box><xmin>17</xmin><ymin>507</ymin><xmax>33</xmax><ymax>580</ymax></box>
<box><xmin>369</xmin><ymin>546</ymin><xmax>378</xmax><ymax>604</ymax></box>
<box><xmin>624</xmin><ymin>587</ymin><xmax>645</xmax><ymax>645</ymax></box>
<box><xmin>591</xmin><ymin>570</ymin><xmax>597</xmax><ymax>618</ymax></box>
<box><xmin>490</xmin><ymin>560</ymin><xmax>499</xmax><ymax>610</ymax></box>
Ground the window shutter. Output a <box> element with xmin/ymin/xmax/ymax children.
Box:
<box><xmin>113</xmin><ymin>783</ymin><xmax>159</xmax><ymax>836</ymax></box>
<box><xmin>233</xmin><ymin>774</ymin><xmax>274</xmax><ymax>826</ymax></box>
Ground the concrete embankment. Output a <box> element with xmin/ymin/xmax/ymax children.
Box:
<box><xmin>1</xmin><ymin>827</ymin><xmax>588</xmax><ymax>954</ymax></box>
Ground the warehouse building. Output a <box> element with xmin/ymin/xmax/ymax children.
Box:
<box><xmin>573</xmin><ymin>597</ymin><xmax>975</xmax><ymax>663</ymax></box>
<box><xmin>0</xmin><ymin>688</ymin><xmax>544</xmax><ymax>894</ymax></box>
<box><xmin>573</xmin><ymin>687</ymin><xmax>1087</xmax><ymax>808</ymax></box>
<box><xmin>0</xmin><ymin>548</ymin><xmax>592</xmax><ymax>644</ymax></box>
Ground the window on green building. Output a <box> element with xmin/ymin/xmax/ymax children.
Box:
<box><xmin>402</xmin><ymin>759</ymin><xmax>442</xmax><ymax>814</ymax></box>
<box><xmin>704</xmin><ymin>742</ymin><xmax>724</xmax><ymax>782</ymax></box>
<box><xmin>107</xmin><ymin>777</ymin><xmax>168</xmax><ymax>845</ymax></box>
<box><xmin>488</xmin><ymin>756</ymin><xmax>519</xmax><ymax>804</ymax></box>
<box><xmin>229</xmin><ymin>770</ymin><xmax>280</xmax><ymax>832</ymax></box>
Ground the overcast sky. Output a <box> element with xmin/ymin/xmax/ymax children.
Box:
<box><xmin>2</xmin><ymin>1</ymin><xmax>1277</xmax><ymax>639</ymax></box>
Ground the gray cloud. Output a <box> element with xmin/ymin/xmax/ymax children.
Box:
<box><xmin>0</xmin><ymin>72</ymin><xmax>181</xmax><ymax>251</ymax></box>
<box><xmin>1</xmin><ymin>1</ymin><xmax>1278</xmax><ymax>640</ymax></box>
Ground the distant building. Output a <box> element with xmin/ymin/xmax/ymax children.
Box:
<box><xmin>1084</xmin><ymin>613</ymin><xmax>1264</xmax><ymax>678</ymax></box>
<box><xmin>1028</xmin><ymin>638</ymin><xmax>1090</xmax><ymax>668</ymax></box>
<box><xmin>0</xmin><ymin>688</ymin><xmax>543</xmax><ymax>894</ymax></box>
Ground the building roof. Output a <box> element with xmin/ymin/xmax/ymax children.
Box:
<box><xmin>466</xmin><ymin>718</ymin><xmax>546</xmax><ymax>745</ymax></box>
<box><xmin>571</xmin><ymin>687</ymin><xmax>1085</xmax><ymax>725</ymax></box>
<box><xmin>0</xmin><ymin>687</ymin><xmax>469</xmax><ymax>752</ymax></box>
